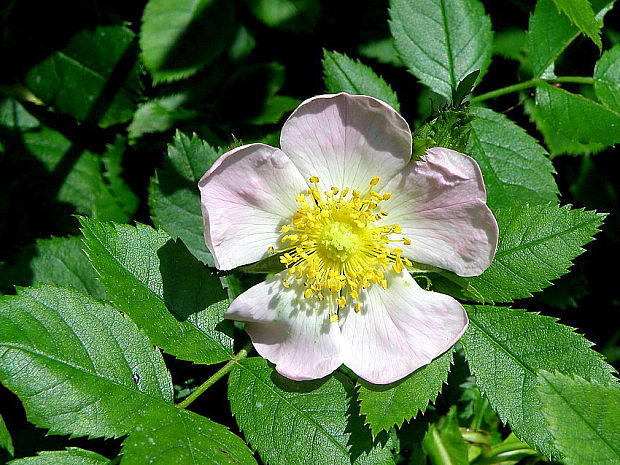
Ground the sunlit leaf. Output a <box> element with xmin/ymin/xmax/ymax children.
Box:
<box><xmin>537</xmin><ymin>371</ymin><xmax>620</xmax><ymax>465</ymax></box>
<box><xmin>80</xmin><ymin>218</ymin><xmax>233</xmax><ymax>364</ymax></box>
<box><xmin>122</xmin><ymin>408</ymin><xmax>257</xmax><ymax>465</ymax></box>
<box><xmin>358</xmin><ymin>349</ymin><xmax>453</xmax><ymax>436</ymax></box>
<box><xmin>462</xmin><ymin>305</ymin><xmax>617</xmax><ymax>457</ymax></box>
<box><xmin>228</xmin><ymin>357</ymin><xmax>395</xmax><ymax>465</ymax></box>
<box><xmin>390</xmin><ymin>0</ymin><xmax>492</xmax><ymax>98</ymax></box>
<box><xmin>0</xmin><ymin>285</ymin><xmax>173</xmax><ymax>438</ymax></box>
<box><xmin>323</xmin><ymin>50</ymin><xmax>400</xmax><ymax>111</ymax></box>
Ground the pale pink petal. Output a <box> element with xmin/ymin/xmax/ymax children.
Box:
<box><xmin>198</xmin><ymin>143</ymin><xmax>307</xmax><ymax>270</ymax></box>
<box><xmin>380</xmin><ymin>147</ymin><xmax>498</xmax><ymax>277</ymax></box>
<box><xmin>339</xmin><ymin>272</ymin><xmax>468</xmax><ymax>384</ymax></box>
<box><xmin>226</xmin><ymin>275</ymin><xmax>345</xmax><ymax>380</ymax></box>
<box><xmin>280</xmin><ymin>93</ymin><xmax>412</xmax><ymax>192</ymax></box>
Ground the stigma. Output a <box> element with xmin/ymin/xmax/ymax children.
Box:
<box><xmin>269</xmin><ymin>176</ymin><xmax>412</xmax><ymax>322</ymax></box>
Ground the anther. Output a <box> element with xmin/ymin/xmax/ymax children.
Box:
<box><xmin>309</xmin><ymin>176</ymin><xmax>319</xmax><ymax>183</ymax></box>
<box><xmin>370</xmin><ymin>176</ymin><xmax>380</xmax><ymax>186</ymax></box>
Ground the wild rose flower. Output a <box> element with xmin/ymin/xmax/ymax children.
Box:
<box><xmin>199</xmin><ymin>93</ymin><xmax>498</xmax><ymax>384</ymax></box>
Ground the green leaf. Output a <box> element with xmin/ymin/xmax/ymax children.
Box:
<box><xmin>537</xmin><ymin>371</ymin><xmax>620</xmax><ymax>465</ymax></box>
<box><xmin>149</xmin><ymin>131</ymin><xmax>224</xmax><ymax>265</ymax></box>
<box><xmin>389</xmin><ymin>0</ymin><xmax>492</xmax><ymax>98</ymax></box>
<box><xmin>79</xmin><ymin>218</ymin><xmax>233</xmax><ymax>364</ymax></box>
<box><xmin>455</xmin><ymin>204</ymin><xmax>604</xmax><ymax>303</ymax></box>
<box><xmin>0</xmin><ymin>414</ymin><xmax>13</xmax><ymax>463</ymax></box>
<box><xmin>549</xmin><ymin>0</ymin><xmax>602</xmax><ymax>49</ymax></box>
<box><xmin>0</xmin><ymin>235</ymin><xmax>106</xmax><ymax>299</ymax></box>
<box><xmin>528</xmin><ymin>0</ymin><xmax>613</xmax><ymax>78</ymax></box>
<box><xmin>127</xmin><ymin>94</ymin><xmax>196</xmax><ymax>139</ymax></box>
<box><xmin>0</xmin><ymin>98</ymin><xmax>39</xmax><ymax>129</ymax></box>
<box><xmin>140</xmin><ymin>0</ymin><xmax>235</xmax><ymax>83</ymax></box>
<box><xmin>358</xmin><ymin>349</ymin><xmax>453</xmax><ymax>436</ymax></box>
<box><xmin>358</xmin><ymin>38</ymin><xmax>403</xmax><ymax>67</ymax></box>
<box><xmin>322</xmin><ymin>50</ymin><xmax>401</xmax><ymax>111</ymax></box>
<box><xmin>228</xmin><ymin>357</ymin><xmax>395</xmax><ymax>465</ymax></box>
<box><xmin>461</xmin><ymin>305</ymin><xmax>617</xmax><ymax>457</ymax></box>
<box><xmin>492</xmin><ymin>28</ymin><xmax>527</xmax><ymax>62</ymax></box>
<box><xmin>21</xmin><ymin>127</ymin><xmax>138</xmax><ymax>222</ymax></box>
<box><xmin>0</xmin><ymin>285</ymin><xmax>173</xmax><ymax>438</ymax></box>
<box><xmin>535</xmin><ymin>83</ymin><xmax>620</xmax><ymax>146</ymax></box>
<box><xmin>24</xmin><ymin>25</ymin><xmax>141</xmax><ymax>128</ymax></box>
<box><xmin>422</xmin><ymin>408</ymin><xmax>469</xmax><ymax>465</ymax></box>
<box><xmin>121</xmin><ymin>408</ymin><xmax>257</xmax><ymax>465</ymax></box>
<box><xmin>524</xmin><ymin>97</ymin><xmax>607</xmax><ymax>156</ymax></box>
<box><xmin>244</xmin><ymin>0</ymin><xmax>320</xmax><ymax>32</ymax></box>
<box><xmin>467</xmin><ymin>107</ymin><xmax>558</xmax><ymax>209</ymax></box>
<box><xmin>248</xmin><ymin>95</ymin><xmax>301</xmax><ymax>126</ymax></box>
<box><xmin>594</xmin><ymin>45</ymin><xmax>620</xmax><ymax>112</ymax></box>
<box><xmin>7</xmin><ymin>448</ymin><xmax>109</xmax><ymax>464</ymax></box>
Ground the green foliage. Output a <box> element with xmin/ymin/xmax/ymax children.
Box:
<box><xmin>357</xmin><ymin>349</ymin><xmax>453</xmax><ymax>436</ymax></box>
<box><xmin>128</xmin><ymin>94</ymin><xmax>196</xmax><ymax>139</ymax></box>
<box><xmin>389</xmin><ymin>0</ymin><xmax>492</xmax><ymax>98</ymax></box>
<box><xmin>79</xmin><ymin>218</ymin><xmax>233</xmax><ymax>364</ymax></box>
<box><xmin>0</xmin><ymin>414</ymin><xmax>13</xmax><ymax>463</ymax></box>
<box><xmin>461</xmin><ymin>305</ymin><xmax>617</xmax><ymax>457</ymax></box>
<box><xmin>24</xmin><ymin>25</ymin><xmax>141</xmax><ymax>128</ymax></box>
<box><xmin>537</xmin><ymin>371</ymin><xmax>620</xmax><ymax>465</ymax></box>
<box><xmin>7</xmin><ymin>448</ymin><xmax>109</xmax><ymax>465</ymax></box>
<box><xmin>422</xmin><ymin>407</ymin><xmax>469</xmax><ymax>465</ymax></box>
<box><xmin>412</xmin><ymin>108</ymin><xmax>474</xmax><ymax>157</ymax></box>
<box><xmin>149</xmin><ymin>131</ymin><xmax>224</xmax><ymax>265</ymax></box>
<box><xmin>0</xmin><ymin>285</ymin><xmax>173</xmax><ymax>438</ymax></box>
<box><xmin>121</xmin><ymin>408</ymin><xmax>258</xmax><ymax>465</ymax></box>
<box><xmin>322</xmin><ymin>50</ymin><xmax>401</xmax><ymax>111</ymax></box>
<box><xmin>16</xmin><ymin>128</ymin><xmax>137</xmax><ymax>222</ymax></box>
<box><xmin>0</xmin><ymin>98</ymin><xmax>39</xmax><ymax>129</ymax></box>
<box><xmin>451</xmin><ymin>204</ymin><xmax>604</xmax><ymax>303</ymax></box>
<box><xmin>0</xmin><ymin>235</ymin><xmax>106</xmax><ymax>299</ymax></box>
<box><xmin>228</xmin><ymin>357</ymin><xmax>395</xmax><ymax>465</ymax></box>
<box><xmin>594</xmin><ymin>45</ymin><xmax>620</xmax><ymax>112</ymax></box>
<box><xmin>492</xmin><ymin>28</ymin><xmax>527</xmax><ymax>61</ymax></box>
<box><xmin>524</xmin><ymin>97</ymin><xmax>607</xmax><ymax>156</ymax></box>
<box><xmin>467</xmin><ymin>107</ymin><xmax>558</xmax><ymax>209</ymax></box>
<box><xmin>549</xmin><ymin>0</ymin><xmax>602</xmax><ymax>49</ymax></box>
<box><xmin>245</xmin><ymin>0</ymin><xmax>320</xmax><ymax>32</ymax></box>
<box><xmin>535</xmin><ymin>83</ymin><xmax>620</xmax><ymax>146</ymax></box>
<box><xmin>528</xmin><ymin>0</ymin><xmax>612</xmax><ymax>78</ymax></box>
<box><xmin>140</xmin><ymin>0</ymin><xmax>236</xmax><ymax>82</ymax></box>
<box><xmin>358</xmin><ymin>38</ymin><xmax>403</xmax><ymax>67</ymax></box>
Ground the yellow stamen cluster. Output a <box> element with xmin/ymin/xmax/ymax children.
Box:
<box><xmin>270</xmin><ymin>176</ymin><xmax>412</xmax><ymax>322</ymax></box>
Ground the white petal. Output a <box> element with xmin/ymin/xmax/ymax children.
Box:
<box><xmin>339</xmin><ymin>272</ymin><xmax>467</xmax><ymax>384</ymax></box>
<box><xmin>380</xmin><ymin>147</ymin><xmax>498</xmax><ymax>276</ymax></box>
<box><xmin>226</xmin><ymin>275</ymin><xmax>345</xmax><ymax>381</ymax></box>
<box><xmin>280</xmin><ymin>93</ymin><xmax>412</xmax><ymax>192</ymax></box>
<box><xmin>198</xmin><ymin>143</ymin><xmax>307</xmax><ymax>270</ymax></box>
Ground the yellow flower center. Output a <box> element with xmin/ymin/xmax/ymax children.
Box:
<box><xmin>270</xmin><ymin>176</ymin><xmax>412</xmax><ymax>322</ymax></box>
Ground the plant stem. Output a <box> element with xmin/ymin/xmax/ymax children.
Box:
<box><xmin>470</xmin><ymin>76</ymin><xmax>595</xmax><ymax>103</ymax></box>
<box><xmin>176</xmin><ymin>341</ymin><xmax>253</xmax><ymax>410</ymax></box>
